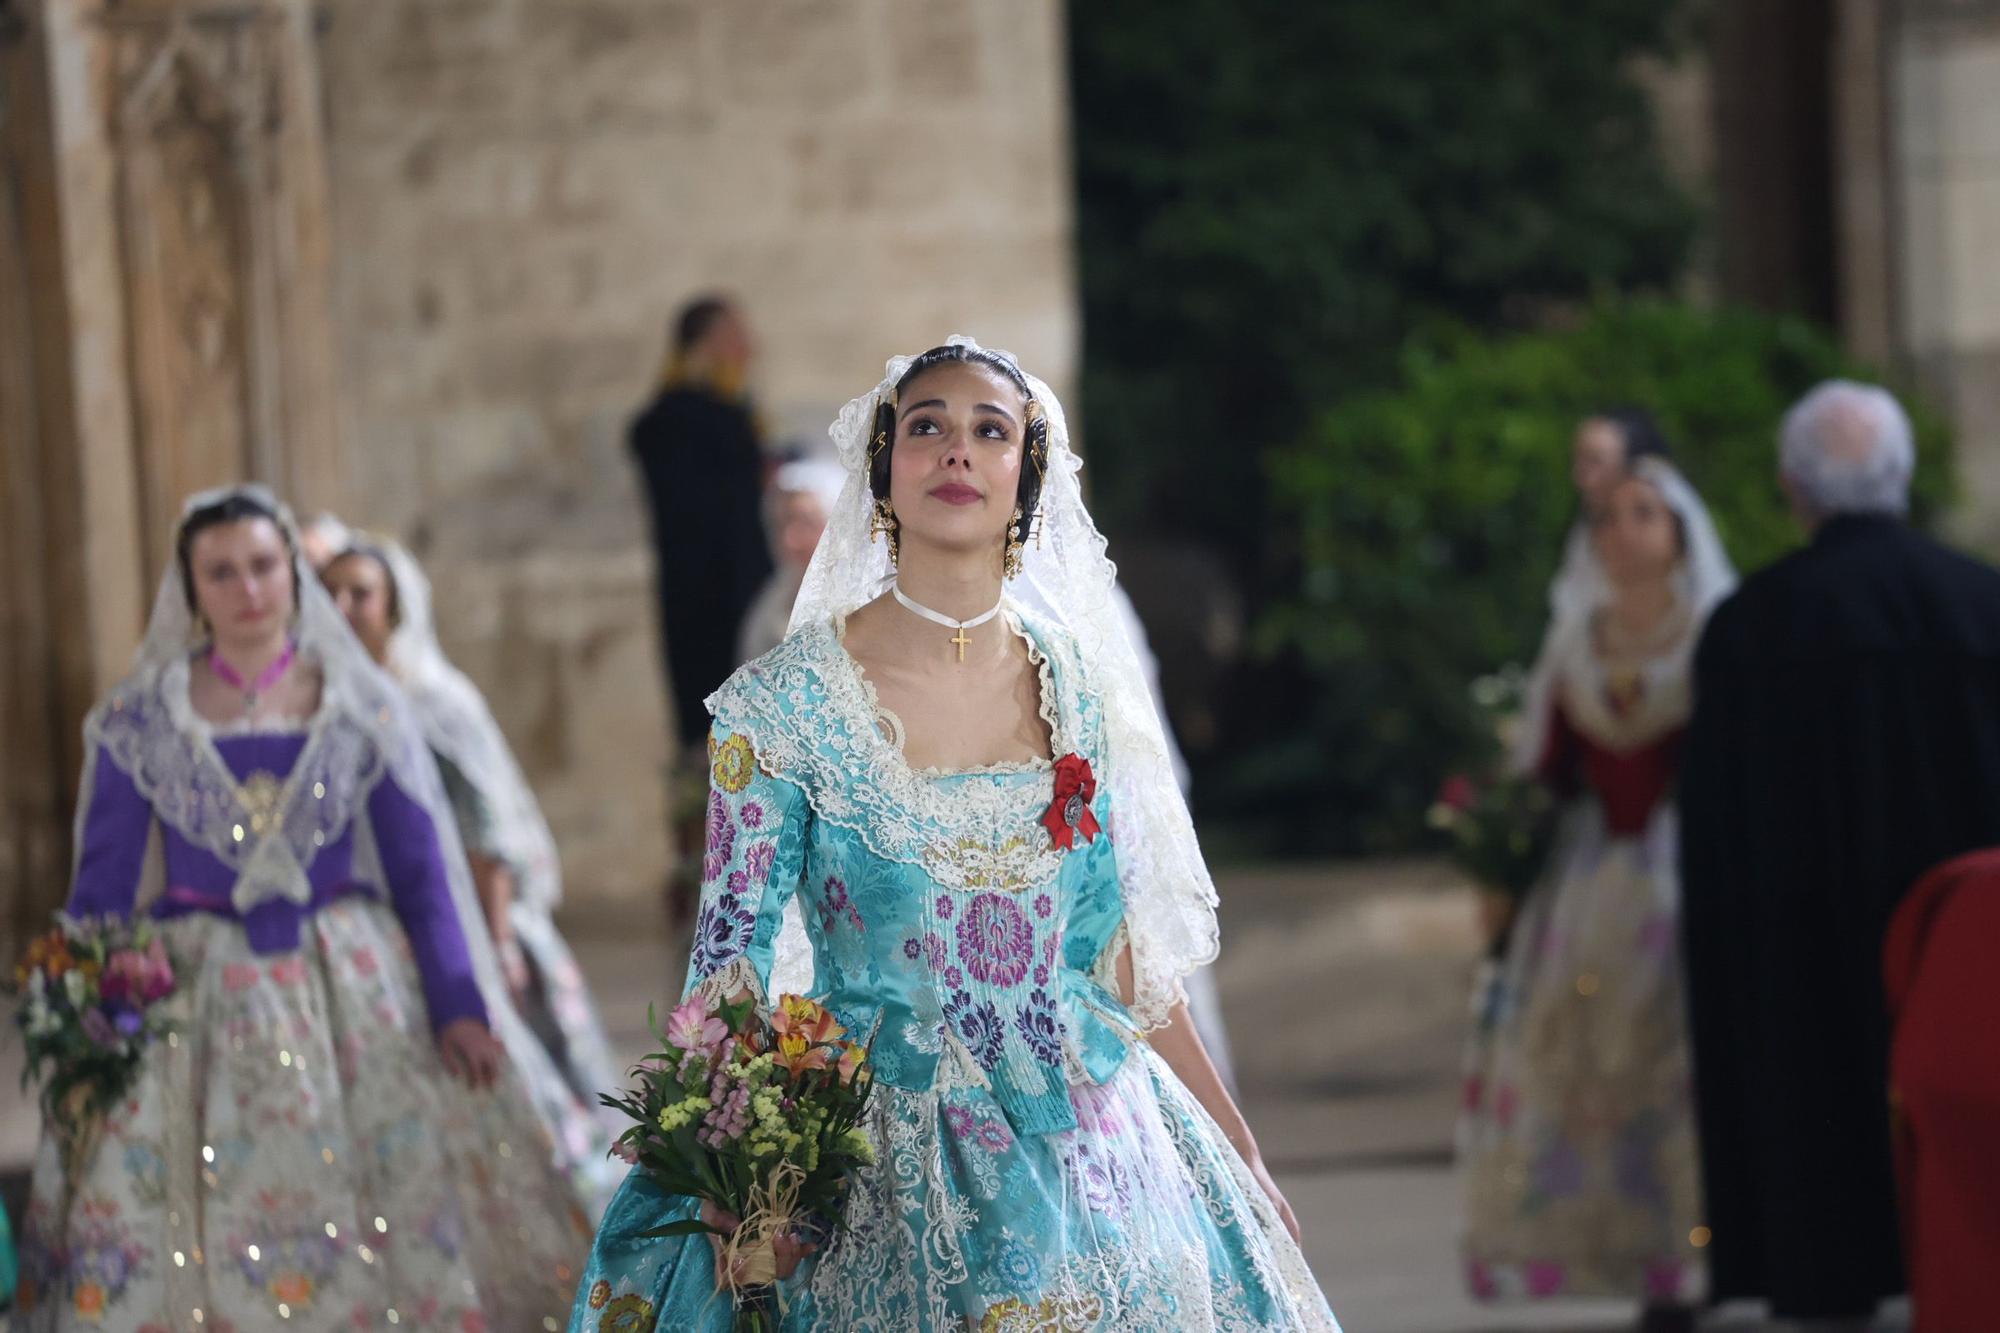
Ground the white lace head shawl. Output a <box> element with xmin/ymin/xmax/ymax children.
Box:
<box><xmin>770</xmin><ymin>335</ymin><xmax>1220</xmax><ymax>1030</ymax></box>
<box><xmin>76</xmin><ymin>485</ymin><xmax>521</xmax><ymax>1023</ymax></box>
<box><xmin>366</xmin><ymin>535</ymin><xmax>565</xmax><ymax>915</ymax></box>
<box><xmin>1511</xmin><ymin>458</ymin><xmax>1738</xmax><ymax>772</ymax></box>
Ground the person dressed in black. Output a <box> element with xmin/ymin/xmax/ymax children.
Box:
<box><xmin>1681</xmin><ymin>380</ymin><xmax>2000</xmax><ymax>1331</ymax></box>
<box><xmin>630</xmin><ymin>296</ymin><xmax>773</xmax><ymax>922</ymax></box>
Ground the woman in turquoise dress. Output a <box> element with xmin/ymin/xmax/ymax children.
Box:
<box><xmin>570</xmin><ymin>339</ymin><xmax>1340</xmax><ymax>1331</ymax></box>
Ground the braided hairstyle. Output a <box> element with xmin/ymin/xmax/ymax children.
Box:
<box><xmin>868</xmin><ymin>344</ymin><xmax>1050</xmax><ymax>562</ymax></box>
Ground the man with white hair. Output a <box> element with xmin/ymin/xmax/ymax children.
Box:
<box><xmin>1680</xmin><ymin>381</ymin><xmax>2000</xmax><ymax>1330</ymax></box>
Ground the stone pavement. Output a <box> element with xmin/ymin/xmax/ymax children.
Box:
<box><xmin>2</xmin><ymin>859</ymin><xmax>1912</xmax><ymax>1332</ymax></box>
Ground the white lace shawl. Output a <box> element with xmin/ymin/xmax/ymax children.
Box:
<box><xmin>1512</xmin><ymin>459</ymin><xmax>1738</xmax><ymax>774</ymax></box>
<box><xmin>373</xmin><ymin>537</ymin><xmax>566</xmax><ymax>915</ymax></box>
<box><xmin>75</xmin><ymin>486</ymin><xmax>522</xmax><ymax>1042</ymax></box>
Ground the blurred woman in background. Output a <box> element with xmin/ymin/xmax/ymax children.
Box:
<box><xmin>737</xmin><ymin>456</ymin><xmax>846</xmax><ymax>664</ymax></box>
<box><xmin>18</xmin><ymin>487</ymin><xmax>586</xmax><ymax>1331</ymax></box>
<box><xmin>323</xmin><ymin>536</ymin><xmax>623</xmax><ymax>1215</ymax></box>
<box><xmin>1460</xmin><ymin>458</ymin><xmax>1733</xmax><ymax>1330</ymax></box>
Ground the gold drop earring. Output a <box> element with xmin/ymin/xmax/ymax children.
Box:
<box><xmin>1004</xmin><ymin>506</ymin><xmax>1025</xmax><ymax>580</ymax></box>
<box><xmin>870</xmin><ymin>497</ymin><xmax>900</xmax><ymax>568</ymax></box>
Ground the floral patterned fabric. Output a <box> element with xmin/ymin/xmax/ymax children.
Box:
<box><xmin>15</xmin><ymin>900</ymin><xmax>591</xmax><ymax>1331</ymax></box>
<box><xmin>1458</xmin><ymin>633</ymin><xmax>1707</xmax><ymax>1303</ymax></box>
<box><xmin>568</xmin><ymin>617</ymin><xmax>1339</xmax><ymax>1330</ymax></box>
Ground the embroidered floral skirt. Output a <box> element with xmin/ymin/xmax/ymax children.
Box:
<box><xmin>1458</xmin><ymin>805</ymin><xmax>1706</xmax><ymax>1303</ymax></box>
<box><xmin>16</xmin><ymin>899</ymin><xmax>592</xmax><ymax>1332</ymax></box>
<box><xmin>569</xmin><ymin>1044</ymin><xmax>1340</xmax><ymax>1332</ymax></box>
<box><xmin>511</xmin><ymin>906</ymin><xmax>627</xmax><ymax>1217</ymax></box>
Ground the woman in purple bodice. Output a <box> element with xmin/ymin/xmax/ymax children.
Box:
<box><xmin>16</xmin><ymin>486</ymin><xmax>589</xmax><ymax>1333</ymax></box>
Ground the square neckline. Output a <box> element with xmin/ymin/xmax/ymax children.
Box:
<box><xmin>831</xmin><ymin>607</ymin><xmax>1063</xmax><ymax>779</ymax></box>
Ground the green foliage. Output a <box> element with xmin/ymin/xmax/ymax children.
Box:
<box><xmin>1251</xmin><ymin>301</ymin><xmax>1955</xmax><ymax>851</ymax></box>
<box><xmin>1069</xmin><ymin>0</ymin><xmax>1700</xmax><ymax>548</ymax></box>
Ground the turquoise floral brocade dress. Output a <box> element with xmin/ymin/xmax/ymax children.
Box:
<box><xmin>569</xmin><ymin>611</ymin><xmax>1339</xmax><ymax>1332</ymax></box>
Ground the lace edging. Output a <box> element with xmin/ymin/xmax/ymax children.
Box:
<box><xmin>705</xmin><ymin>618</ymin><xmax>1078</xmax><ymax>897</ymax></box>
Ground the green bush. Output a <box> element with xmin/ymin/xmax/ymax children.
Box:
<box><xmin>1070</xmin><ymin>0</ymin><xmax>1699</xmax><ymax>552</ymax></box>
<box><xmin>1247</xmin><ymin>300</ymin><xmax>1955</xmax><ymax>852</ymax></box>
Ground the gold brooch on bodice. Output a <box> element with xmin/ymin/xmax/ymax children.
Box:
<box><xmin>1602</xmin><ymin>670</ymin><xmax>1648</xmax><ymax>719</ymax></box>
<box><xmin>237</xmin><ymin>771</ymin><xmax>288</xmax><ymax>836</ymax></box>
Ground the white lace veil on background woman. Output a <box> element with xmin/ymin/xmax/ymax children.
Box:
<box><xmin>1509</xmin><ymin>458</ymin><xmax>1737</xmax><ymax>773</ymax></box>
<box><xmin>371</xmin><ymin>536</ymin><xmax>565</xmax><ymax>916</ymax></box>
<box><xmin>76</xmin><ymin>484</ymin><xmax>561</xmax><ymax>1094</ymax></box>
<box><xmin>762</xmin><ymin>336</ymin><xmax>1219</xmax><ymax>1031</ymax></box>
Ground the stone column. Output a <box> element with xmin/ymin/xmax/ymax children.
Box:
<box><xmin>1892</xmin><ymin>0</ymin><xmax>2000</xmax><ymax>539</ymax></box>
<box><xmin>1832</xmin><ymin>0</ymin><xmax>1898</xmax><ymax>365</ymax></box>
<box><xmin>0</xmin><ymin>0</ymin><xmax>343</xmax><ymax>949</ymax></box>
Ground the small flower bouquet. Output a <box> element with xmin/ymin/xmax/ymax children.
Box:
<box><xmin>1431</xmin><ymin>668</ymin><xmax>1559</xmax><ymax>940</ymax></box>
<box><xmin>1429</xmin><ymin>770</ymin><xmax>1558</xmax><ymax>903</ymax></box>
<box><xmin>602</xmin><ymin>991</ymin><xmax>876</xmax><ymax>1331</ymax></box>
<box><xmin>11</xmin><ymin>916</ymin><xmax>179</xmax><ymax>1185</ymax></box>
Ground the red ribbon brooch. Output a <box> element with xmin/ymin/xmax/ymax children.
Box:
<box><xmin>1043</xmin><ymin>754</ymin><xmax>1103</xmax><ymax>851</ymax></box>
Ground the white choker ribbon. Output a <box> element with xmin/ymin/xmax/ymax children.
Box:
<box><xmin>891</xmin><ymin>584</ymin><xmax>1004</xmax><ymax>663</ymax></box>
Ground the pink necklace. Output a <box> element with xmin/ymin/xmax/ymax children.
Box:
<box><xmin>209</xmin><ymin>639</ymin><xmax>298</xmax><ymax>710</ymax></box>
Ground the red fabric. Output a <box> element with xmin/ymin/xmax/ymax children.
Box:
<box><xmin>1538</xmin><ymin>703</ymin><xmax>1683</xmax><ymax>837</ymax></box>
<box><xmin>1042</xmin><ymin>754</ymin><xmax>1102</xmax><ymax>851</ymax></box>
<box><xmin>1884</xmin><ymin>848</ymin><xmax>2000</xmax><ymax>1332</ymax></box>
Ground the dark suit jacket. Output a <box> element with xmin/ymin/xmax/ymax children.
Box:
<box><xmin>1681</xmin><ymin>514</ymin><xmax>2000</xmax><ymax>1316</ymax></box>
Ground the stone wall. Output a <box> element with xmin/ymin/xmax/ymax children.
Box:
<box><xmin>1893</xmin><ymin>4</ymin><xmax>2000</xmax><ymax>540</ymax></box>
<box><xmin>315</xmin><ymin>0</ymin><xmax>1078</xmax><ymax>907</ymax></box>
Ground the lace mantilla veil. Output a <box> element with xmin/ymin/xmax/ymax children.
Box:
<box><xmin>761</xmin><ymin>335</ymin><xmax>1220</xmax><ymax>1030</ymax></box>
<box><xmin>1510</xmin><ymin>457</ymin><xmax>1738</xmax><ymax>773</ymax></box>
<box><xmin>75</xmin><ymin>484</ymin><xmax>525</xmax><ymax>1040</ymax></box>
<box><xmin>373</xmin><ymin>537</ymin><xmax>565</xmax><ymax>915</ymax></box>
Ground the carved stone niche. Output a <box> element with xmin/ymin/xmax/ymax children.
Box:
<box><xmin>0</xmin><ymin>0</ymin><xmax>342</xmax><ymax>948</ymax></box>
<box><xmin>106</xmin><ymin>0</ymin><xmax>341</xmax><ymax>573</ymax></box>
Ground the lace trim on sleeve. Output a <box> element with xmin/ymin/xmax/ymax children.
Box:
<box><xmin>686</xmin><ymin>955</ymin><xmax>766</xmax><ymax>1009</ymax></box>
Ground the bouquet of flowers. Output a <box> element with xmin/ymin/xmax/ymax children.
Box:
<box><xmin>11</xmin><ymin>916</ymin><xmax>179</xmax><ymax>1185</ymax></box>
<box><xmin>1431</xmin><ymin>668</ymin><xmax>1559</xmax><ymax>931</ymax></box>
<box><xmin>1430</xmin><ymin>769</ymin><xmax>1558</xmax><ymax>901</ymax></box>
<box><xmin>602</xmin><ymin>991</ymin><xmax>875</xmax><ymax>1331</ymax></box>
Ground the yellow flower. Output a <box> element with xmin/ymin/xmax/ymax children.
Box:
<box><xmin>657</xmin><ymin>1093</ymin><xmax>710</xmax><ymax>1132</ymax></box>
<box><xmin>979</xmin><ymin>1294</ymin><xmax>1101</xmax><ymax>1332</ymax></box>
<box><xmin>979</xmin><ymin>1298</ymin><xmax>1041</xmax><ymax>1332</ymax></box>
<box><xmin>774</xmin><ymin>1029</ymin><xmax>830</xmax><ymax>1075</ymax></box>
<box><xmin>710</xmin><ymin>734</ymin><xmax>758</xmax><ymax>794</ymax></box>
<box><xmin>597</xmin><ymin>1293</ymin><xmax>656</xmax><ymax>1333</ymax></box>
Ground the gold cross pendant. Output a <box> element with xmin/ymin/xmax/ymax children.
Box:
<box><xmin>950</xmin><ymin>626</ymin><xmax>972</xmax><ymax>663</ymax></box>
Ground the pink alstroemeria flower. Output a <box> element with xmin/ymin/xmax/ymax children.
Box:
<box><xmin>662</xmin><ymin>996</ymin><xmax>728</xmax><ymax>1057</ymax></box>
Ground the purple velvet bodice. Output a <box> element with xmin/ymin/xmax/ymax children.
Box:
<box><xmin>68</xmin><ymin>731</ymin><xmax>487</xmax><ymax>1031</ymax></box>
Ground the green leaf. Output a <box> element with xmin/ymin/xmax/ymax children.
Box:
<box><xmin>636</xmin><ymin>1219</ymin><xmax>725</xmax><ymax>1241</ymax></box>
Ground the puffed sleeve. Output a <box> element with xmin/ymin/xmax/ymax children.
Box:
<box><xmin>66</xmin><ymin>747</ymin><xmax>155</xmax><ymax>919</ymax></box>
<box><xmin>682</xmin><ymin>726</ymin><xmax>811</xmax><ymax>1006</ymax></box>
<box><xmin>367</xmin><ymin>771</ymin><xmax>490</xmax><ymax>1032</ymax></box>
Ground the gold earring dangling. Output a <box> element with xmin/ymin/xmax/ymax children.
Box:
<box><xmin>1004</xmin><ymin>506</ymin><xmax>1026</xmax><ymax>580</ymax></box>
<box><xmin>870</xmin><ymin>496</ymin><xmax>900</xmax><ymax>567</ymax></box>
